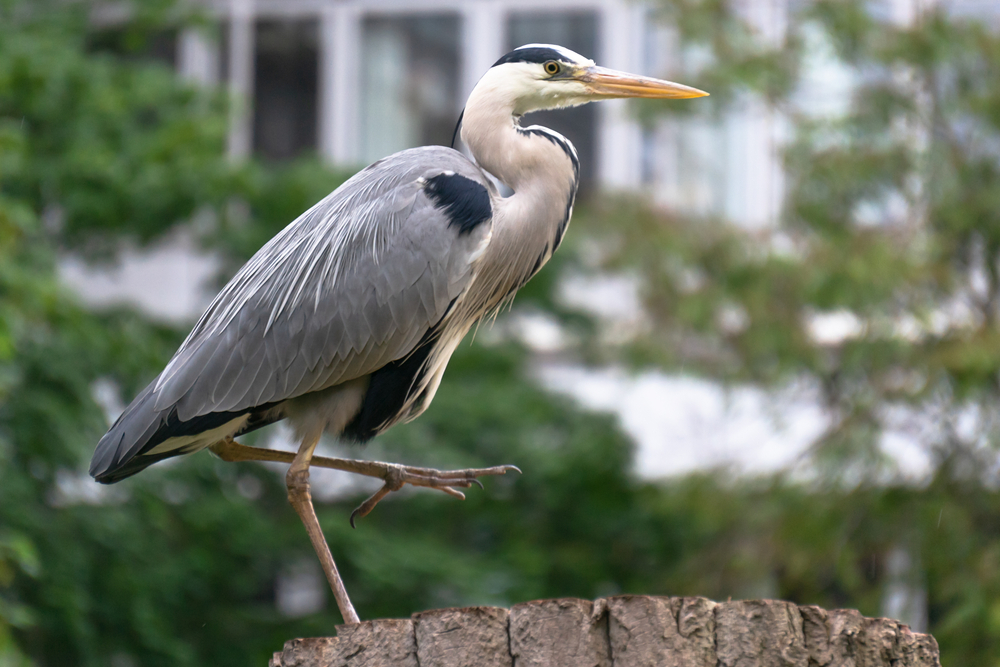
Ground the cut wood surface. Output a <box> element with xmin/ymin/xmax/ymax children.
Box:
<box><xmin>269</xmin><ymin>596</ymin><xmax>941</xmax><ymax>667</ymax></box>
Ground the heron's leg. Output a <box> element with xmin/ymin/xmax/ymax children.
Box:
<box><xmin>210</xmin><ymin>438</ymin><xmax>519</xmax><ymax>524</ymax></box>
<box><xmin>210</xmin><ymin>438</ymin><xmax>297</xmax><ymax>464</ymax></box>
<box><xmin>285</xmin><ymin>431</ymin><xmax>360</xmax><ymax>625</ymax></box>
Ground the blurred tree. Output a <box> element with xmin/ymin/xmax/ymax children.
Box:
<box><xmin>563</xmin><ymin>0</ymin><xmax>1000</xmax><ymax>662</ymax></box>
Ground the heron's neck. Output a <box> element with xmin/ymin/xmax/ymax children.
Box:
<box><xmin>461</xmin><ymin>83</ymin><xmax>579</xmax><ymax>195</ymax></box>
<box><xmin>459</xmin><ymin>80</ymin><xmax>580</xmax><ymax>310</ymax></box>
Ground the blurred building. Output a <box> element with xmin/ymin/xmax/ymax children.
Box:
<box><xmin>169</xmin><ymin>0</ymin><xmax>998</xmax><ymax>228</ymax></box>
<box><xmin>172</xmin><ymin>0</ymin><xmax>785</xmax><ymax>226</ymax></box>
<box><xmin>174</xmin><ymin>1</ymin><xmax>636</xmax><ymax>198</ymax></box>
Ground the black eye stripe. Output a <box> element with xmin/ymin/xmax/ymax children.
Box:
<box><xmin>492</xmin><ymin>47</ymin><xmax>569</xmax><ymax>67</ymax></box>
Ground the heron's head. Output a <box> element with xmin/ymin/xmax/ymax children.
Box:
<box><xmin>481</xmin><ymin>43</ymin><xmax>707</xmax><ymax>116</ymax></box>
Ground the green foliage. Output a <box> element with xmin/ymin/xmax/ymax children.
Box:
<box><xmin>0</xmin><ymin>11</ymin><xmax>229</xmax><ymax>250</ymax></box>
<box><xmin>581</xmin><ymin>0</ymin><xmax>1000</xmax><ymax>461</ymax></box>
<box><xmin>567</xmin><ymin>0</ymin><xmax>1000</xmax><ymax>662</ymax></box>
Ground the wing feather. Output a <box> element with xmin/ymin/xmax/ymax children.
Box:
<box><xmin>91</xmin><ymin>146</ymin><xmax>493</xmax><ymax>483</ymax></box>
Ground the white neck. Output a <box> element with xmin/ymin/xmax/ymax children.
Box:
<box><xmin>461</xmin><ymin>69</ymin><xmax>579</xmax><ymax>192</ymax></box>
<box><xmin>458</xmin><ymin>67</ymin><xmax>580</xmax><ymax>314</ymax></box>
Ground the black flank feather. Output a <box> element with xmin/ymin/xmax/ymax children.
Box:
<box><xmin>341</xmin><ymin>328</ymin><xmax>438</xmax><ymax>442</ymax></box>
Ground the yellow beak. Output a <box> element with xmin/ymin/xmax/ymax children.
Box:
<box><xmin>578</xmin><ymin>66</ymin><xmax>708</xmax><ymax>100</ymax></box>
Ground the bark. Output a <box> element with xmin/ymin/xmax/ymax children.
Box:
<box><xmin>269</xmin><ymin>596</ymin><xmax>941</xmax><ymax>667</ymax></box>
<box><xmin>413</xmin><ymin>606</ymin><xmax>511</xmax><ymax>667</ymax></box>
<box><xmin>510</xmin><ymin>598</ymin><xmax>610</xmax><ymax>667</ymax></box>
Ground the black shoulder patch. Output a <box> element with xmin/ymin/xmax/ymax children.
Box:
<box><xmin>493</xmin><ymin>46</ymin><xmax>568</xmax><ymax>67</ymax></box>
<box><xmin>423</xmin><ymin>172</ymin><xmax>492</xmax><ymax>235</ymax></box>
<box><xmin>340</xmin><ymin>328</ymin><xmax>437</xmax><ymax>443</ymax></box>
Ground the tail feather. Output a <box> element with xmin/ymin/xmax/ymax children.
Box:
<box><xmin>90</xmin><ymin>449</ymin><xmax>187</xmax><ymax>484</ymax></box>
<box><xmin>90</xmin><ymin>377</ymin><xmax>282</xmax><ymax>484</ymax></box>
<box><xmin>90</xmin><ymin>380</ymin><xmax>173</xmax><ymax>484</ymax></box>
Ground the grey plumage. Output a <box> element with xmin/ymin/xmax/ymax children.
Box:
<box><xmin>90</xmin><ymin>40</ymin><xmax>706</xmax><ymax>493</ymax></box>
<box><xmin>91</xmin><ymin>147</ymin><xmax>495</xmax><ymax>482</ymax></box>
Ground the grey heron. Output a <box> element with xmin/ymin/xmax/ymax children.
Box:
<box><xmin>90</xmin><ymin>44</ymin><xmax>706</xmax><ymax>623</ymax></box>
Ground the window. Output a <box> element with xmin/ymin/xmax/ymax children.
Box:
<box><xmin>253</xmin><ymin>20</ymin><xmax>318</xmax><ymax>161</ymax></box>
<box><xmin>359</xmin><ymin>14</ymin><xmax>461</xmax><ymax>164</ymax></box>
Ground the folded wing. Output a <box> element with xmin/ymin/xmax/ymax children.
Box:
<box><xmin>91</xmin><ymin>146</ymin><xmax>494</xmax><ymax>482</ymax></box>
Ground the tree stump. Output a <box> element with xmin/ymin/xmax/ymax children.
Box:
<box><xmin>268</xmin><ymin>596</ymin><xmax>940</xmax><ymax>667</ymax></box>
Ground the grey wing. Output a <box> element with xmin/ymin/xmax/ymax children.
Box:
<box><xmin>90</xmin><ymin>146</ymin><xmax>493</xmax><ymax>482</ymax></box>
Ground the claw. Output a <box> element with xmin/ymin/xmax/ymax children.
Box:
<box><xmin>345</xmin><ymin>460</ymin><xmax>521</xmax><ymax>526</ymax></box>
<box><xmin>350</xmin><ymin>483</ymin><xmax>392</xmax><ymax>528</ymax></box>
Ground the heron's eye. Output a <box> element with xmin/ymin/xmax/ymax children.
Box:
<box><xmin>543</xmin><ymin>61</ymin><xmax>560</xmax><ymax>75</ymax></box>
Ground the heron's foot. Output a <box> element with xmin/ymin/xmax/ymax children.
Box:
<box><xmin>349</xmin><ymin>462</ymin><xmax>521</xmax><ymax>527</ymax></box>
